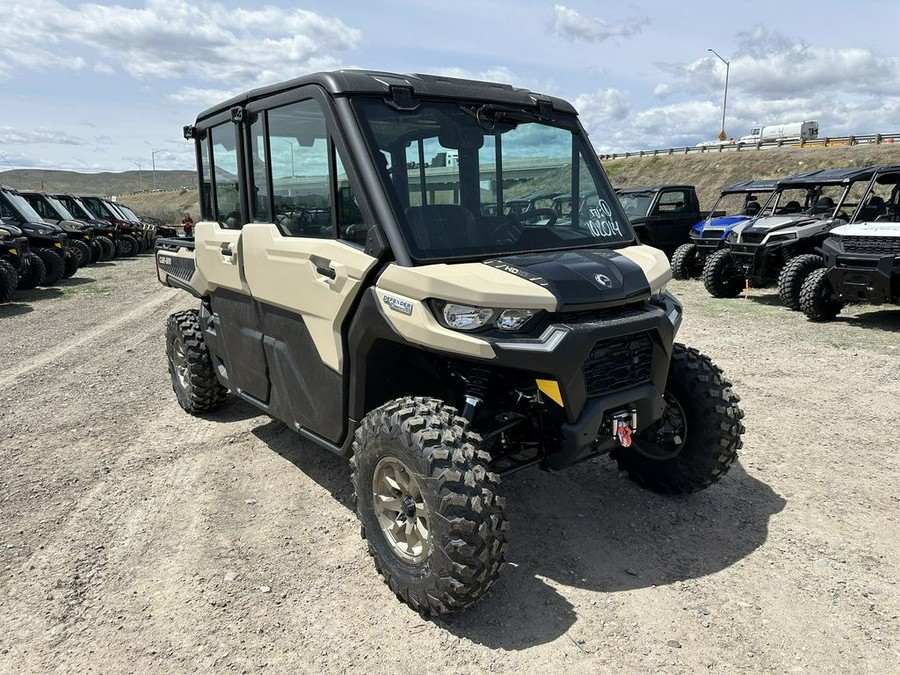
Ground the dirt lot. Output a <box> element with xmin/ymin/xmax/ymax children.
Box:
<box><xmin>0</xmin><ymin>255</ymin><xmax>898</xmax><ymax>674</ymax></box>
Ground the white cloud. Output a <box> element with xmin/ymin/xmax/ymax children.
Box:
<box><xmin>0</xmin><ymin>0</ymin><xmax>360</xmax><ymax>89</ymax></box>
<box><xmin>552</xmin><ymin>5</ymin><xmax>648</xmax><ymax>43</ymax></box>
<box><xmin>573</xmin><ymin>89</ymin><xmax>631</xmax><ymax>127</ymax></box>
<box><xmin>0</xmin><ymin>126</ymin><xmax>92</xmax><ymax>146</ymax></box>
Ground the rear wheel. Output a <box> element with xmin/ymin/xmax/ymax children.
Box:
<box><xmin>165</xmin><ymin>309</ymin><xmax>228</xmax><ymax>413</ymax></box>
<box><xmin>671</xmin><ymin>243</ymin><xmax>702</xmax><ymax>280</ymax></box>
<box><xmin>611</xmin><ymin>344</ymin><xmax>744</xmax><ymax>494</ymax></box>
<box><xmin>351</xmin><ymin>397</ymin><xmax>508</xmax><ymax>615</ymax></box>
<box><xmin>17</xmin><ymin>254</ymin><xmax>46</xmax><ymax>290</ymax></box>
<box><xmin>35</xmin><ymin>249</ymin><xmax>65</xmax><ymax>285</ymax></box>
<box><xmin>703</xmin><ymin>249</ymin><xmax>745</xmax><ymax>298</ymax></box>
<box><xmin>777</xmin><ymin>254</ymin><xmax>823</xmax><ymax>310</ymax></box>
<box><xmin>119</xmin><ymin>234</ymin><xmax>139</xmax><ymax>257</ymax></box>
<box><xmin>800</xmin><ymin>267</ymin><xmax>844</xmax><ymax>321</ymax></box>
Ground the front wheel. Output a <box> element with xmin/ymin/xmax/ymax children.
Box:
<box><xmin>703</xmin><ymin>249</ymin><xmax>745</xmax><ymax>298</ymax></box>
<box><xmin>119</xmin><ymin>234</ymin><xmax>139</xmax><ymax>257</ymax></box>
<box><xmin>62</xmin><ymin>251</ymin><xmax>79</xmax><ymax>278</ymax></box>
<box><xmin>611</xmin><ymin>344</ymin><xmax>744</xmax><ymax>494</ymax></box>
<box><xmin>351</xmin><ymin>397</ymin><xmax>508</xmax><ymax>615</ymax></box>
<box><xmin>799</xmin><ymin>268</ymin><xmax>844</xmax><ymax>321</ymax></box>
<box><xmin>17</xmin><ymin>254</ymin><xmax>46</xmax><ymax>290</ymax></box>
<box><xmin>777</xmin><ymin>254</ymin><xmax>823</xmax><ymax>310</ymax></box>
<box><xmin>35</xmin><ymin>249</ymin><xmax>64</xmax><ymax>285</ymax></box>
<box><xmin>165</xmin><ymin>309</ymin><xmax>228</xmax><ymax>413</ymax></box>
<box><xmin>671</xmin><ymin>243</ymin><xmax>703</xmax><ymax>280</ymax></box>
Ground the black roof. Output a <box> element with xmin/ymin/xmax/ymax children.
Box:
<box><xmin>195</xmin><ymin>70</ymin><xmax>576</xmax><ymax>124</ymax></box>
<box><xmin>616</xmin><ymin>185</ymin><xmax>694</xmax><ymax>194</ymax></box>
<box><xmin>777</xmin><ymin>166</ymin><xmax>900</xmax><ymax>187</ymax></box>
<box><xmin>720</xmin><ymin>179</ymin><xmax>779</xmax><ymax>194</ymax></box>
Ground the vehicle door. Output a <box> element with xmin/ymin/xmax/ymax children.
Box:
<box><xmin>649</xmin><ymin>188</ymin><xmax>694</xmax><ymax>254</ymax></box>
<box><xmin>239</xmin><ymin>93</ymin><xmax>381</xmax><ymax>444</ymax></box>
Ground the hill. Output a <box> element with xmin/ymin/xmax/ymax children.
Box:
<box><xmin>4</xmin><ymin>144</ymin><xmax>900</xmax><ymax>224</ymax></box>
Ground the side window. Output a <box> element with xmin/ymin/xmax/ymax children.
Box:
<box><xmin>656</xmin><ymin>190</ymin><xmax>688</xmax><ymax>213</ymax></box>
<box><xmin>210</xmin><ymin>123</ymin><xmax>242</xmax><ymax>228</ymax></box>
<box><xmin>267</xmin><ymin>99</ymin><xmax>333</xmax><ymax>238</ymax></box>
<box><xmin>249</xmin><ymin>115</ymin><xmax>271</xmax><ymax>223</ymax></box>
<box><xmin>335</xmin><ymin>152</ymin><xmax>367</xmax><ymax>246</ymax></box>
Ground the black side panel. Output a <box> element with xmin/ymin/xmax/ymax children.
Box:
<box><xmin>258</xmin><ymin>303</ymin><xmax>344</xmax><ymax>443</ymax></box>
<box><xmin>209</xmin><ymin>288</ymin><xmax>270</xmax><ymax>402</ymax></box>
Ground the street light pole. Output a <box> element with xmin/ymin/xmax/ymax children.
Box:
<box><xmin>151</xmin><ymin>149</ymin><xmax>165</xmax><ymax>190</ymax></box>
<box><xmin>281</xmin><ymin>139</ymin><xmax>295</xmax><ymax>177</ymax></box>
<box><xmin>128</xmin><ymin>161</ymin><xmax>143</xmax><ymax>191</ymax></box>
<box><xmin>708</xmin><ymin>48</ymin><xmax>730</xmax><ymax>141</ymax></box>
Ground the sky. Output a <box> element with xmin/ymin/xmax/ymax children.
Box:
<box><xmin>2</xmin><ymin>0</ymin><xmax>900</xmax><ymax>174</ymax></box>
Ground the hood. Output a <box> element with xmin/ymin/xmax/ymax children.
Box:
<box><xmin>19</xmin><ymin>221</ymin><xmax>64</xmax><ymax>236</ymax></box>
<box><xmin>693</xmin><ymin>215</ymin><xmax>748</xmax><ymax>233</ymax></box>
<box><xmin>831</xmin><ymin>222</ymin><xmax>900</xmax><ymax>237</ymax></box>
<box><xmin>484</xmin><ymin>248</ymin><xmax>653</xmax><ymax>310</ymax></box>
<box><xmin>0</xmin><ymin>223</ymin><xmax>24</xmax><ymax>237</ymax></box>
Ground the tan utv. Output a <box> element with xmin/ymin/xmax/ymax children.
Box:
<box><xmin>156</xmin><ymin>70</ymin><xmax>745</xmax><ymax>615</ymax></box>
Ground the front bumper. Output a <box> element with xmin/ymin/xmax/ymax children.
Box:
<box><xmin>824</xmin><ymin>238</ymin><xmax>900</xmax><ymax>304</ymax></box>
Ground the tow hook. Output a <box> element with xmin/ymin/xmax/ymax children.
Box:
<box><xmin>611</xmin><ymin>410</ymin><xmax>638</xmax><ymax>448</ymax></box>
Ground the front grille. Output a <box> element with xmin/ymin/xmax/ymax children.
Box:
<box><xmin>843</xmin><ymin>236</ymin><xmax>900</xmax><ymax>255</ymax></box>
<box><xmin>740</xmin><ymin>231</ymin><xmax>766</xmax><ymax>244</ymax></box>
<box><xmin>553</xmin><ymin>305</ymin><xmax>646</xmax><ymax>325</ymax></box>
<box><xmin>583</xmin><ymin>332</ymin><xmax>653</xmax><ymax>397</ymax></box>
<box><xmin>702</xmin><ymin>229</ymin><xmax>724</xmax><ymax>239</ymax></box>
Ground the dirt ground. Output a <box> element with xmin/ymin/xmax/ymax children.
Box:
<box><xmin>0</xmin><ymin>255</ymin><xmax>898</xmax><ymax>674</ymax></box>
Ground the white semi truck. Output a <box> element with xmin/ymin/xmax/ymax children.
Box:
<box><xmin>739</xmin><ymin>120</ymin><xmax>819</xmax><ymax>144</ymax></box>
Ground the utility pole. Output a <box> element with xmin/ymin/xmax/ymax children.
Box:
<box><xmin>708</xmin><ymin>48</ymin><xmax>731</xmax><ymax>141</ymax></box>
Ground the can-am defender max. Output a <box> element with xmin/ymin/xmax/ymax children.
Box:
<box><xmin>157</xmin><ymin>70</ymin><xmax>745</xmax><ymax>615</ymax></box>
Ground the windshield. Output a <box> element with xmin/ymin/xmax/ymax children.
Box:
<box><xmin>617</xmin><ymin>192</ymin><xmax>653</xmax><ymax>218</ymax></box>
<box><xmin>707</xmin><ymin>191</ymin><xmax>772</xmax><ymax>221</ymax></box>
<box><xmin>762</xmin><ymin>185</ymin><xmax>848</xmax><ymax>218</ymax></box>
<box><xmin>2</xmin><ymin>191</ymin><xmax>46</xmax><ymax>223</ymax></box>
<box><xmin>352</xmin><ymin>97</ymin><xmax>634</xmax><ymax>261</ymax></box>
<box><xmin>82</xmin><ymin>197</ymin><xmax>120</xmax><ymax>220</ymax></box>
<box><xmin>44</xmin><ymin>195</ymin><xmax>75</xmax><ymax>220</ymax></box>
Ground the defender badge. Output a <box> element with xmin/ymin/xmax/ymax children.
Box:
<box><xmin>594</xmin><ymin>273</ymin><xmax>613</xmax><ymax>288</ymax></box>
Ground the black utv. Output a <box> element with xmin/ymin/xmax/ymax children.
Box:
<box><xmin>0</xmin><ymin>185</ymin><xmax>75</xmax><ymax>285</ymax></box>
<box><xmin>78</xmin><ymin>196</ymin><xmax>141</xmax><ymax>257</ymax></box>
<box><xmin>50</xmin><ymin>193</ymin><xmax>119</xmax><ymax>261</ymax></box>
<box><xmin>20</xmin><ymin>191</ymin><xmax>100</xmax><ymax>267</ymax></box>
<box><xmin>157</xmin><ymin>69</ymin><xmax>745</xmax><ymax>616</ymax></box>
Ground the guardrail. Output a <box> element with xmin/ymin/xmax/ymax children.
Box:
<box><xmin>599</xmin><ymin>133</ymin><xmax>900</xmax><ymax>160</ymax></box>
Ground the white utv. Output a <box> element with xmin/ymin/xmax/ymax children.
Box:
<box><xmin>156</xmin><ymin>70</ymin><xmax>745</xmax><ymax>615</ymax></box>
<box><xmin>702</xmin><ymin>167</ymin><xmax>888</xmax><ymax>309</ymax></box>
<box><xmin>799</xmin><ymin>166</ymin><xmax>900</xmax><ymax>320</ymax></box>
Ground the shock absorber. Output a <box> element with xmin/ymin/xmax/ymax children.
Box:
<box><xmin>462</xmin><ymin>368</ymin><xmax>491</xmax><ymax>422</ymax></box>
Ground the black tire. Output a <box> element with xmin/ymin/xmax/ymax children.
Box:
<box><xmin>702</xmin><ymin>249</ymin><xmax>745</xmax><ymax>298</ymax></box>
<box><xmin>671</xmin><ymin>243</ymin><xmax>702</xmax><ymax>280</ymax></box>
<box><xmin>89</xmin><ymin>238</ymin><xmax>103</xmax><ymax>264</ymax></box>
<box><xmin>0</xmin><ymin>261</ymin><xmax>12</xmax><ymax>303</ymax></box>
<box><xmin>119</xmin><ymin>234</ymin><xmax>139</xmax><ymax>257</ymax></box>
<box><xmin>62</xmin><ymin>251</ymin><xmax>79</xmax><ymax>278</ymax></box>
<box><xmin>35</xmin><ymin>248</ymin><xmax>65</xmax><ymax>285</ymax></box>
<box><xmin>800</xmin><ymin>267</ymin><xmax>844</xmax><ymax>322</ymax></box>
<box><xmin>0</xmin><ymin>259</ymin><xmax>19</xmax><ymax>294</ymax></box>
<box><xmin>777</xmin><ymin>254</ymin><xmax>823</xmax><ymax>311</ymax></box>
<box><xmin>98</xmin><ymin>236</ymin><xmax>115</xmax><ymax>261</ymax></box>
<box><xmin>165</xmin><ymin>309</ymin><xmax>228</xmax><ymax>413</ymax></box>
<box><xmin>70</xmin><ymin>239</ymin><xmax>92</xmax><ymax>267</ymax></box>
<box><xmin>17</xmin><ymin>254</ymin><xmax>46</xmax><ymax>290</ymax></box>
<box><xmin>351</xmin><ymin>397</ymin><xmax>508</xmax><ymax>615</ymax></box>
<box><xmin>611</xmin><ymin>344</ymin><xmax>744</xmax><ymax>494</ymax></box>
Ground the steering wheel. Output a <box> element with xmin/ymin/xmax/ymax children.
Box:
<box><xmin>519</xmin><ymin>208</ymin><xmax>558</xmax><ymax>226</ymax></box>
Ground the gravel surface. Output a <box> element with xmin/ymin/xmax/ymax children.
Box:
<box><xmin>0</xmin><ymin>255</ymin><xmax>898</xmax><ymax>674</ymax></box>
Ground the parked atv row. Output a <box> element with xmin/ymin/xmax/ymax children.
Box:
<box><xmin>668</xmin><ymin>166</ymin><xmax>900</xmax><ymax>321</ymax></box>
<box><xmin>0</xmin><ymin>185</ymin><xmax>157</xmax><ymax>304</ymax></box>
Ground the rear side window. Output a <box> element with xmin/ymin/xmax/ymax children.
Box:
<box><xmin>209</xmin><ymin>124</ymin><xmax>242</xmax><ymax>228</ymax></box>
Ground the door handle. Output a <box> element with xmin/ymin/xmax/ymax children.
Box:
<box><xmin>316</xmin><ymin>265</ymin><xmax>336</xmax><ymax>279</ymax></box>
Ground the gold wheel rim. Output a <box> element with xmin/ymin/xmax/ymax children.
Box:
<box><xmin>372</xmin><ymin>456</ymin><xmax>430</xmax><ymax>564</ymax></box>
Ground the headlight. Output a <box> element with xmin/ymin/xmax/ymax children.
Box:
<box><xmin>442</xmin><ymin>303</ymin><xmax>494</xmax><ymax>330</ymax></box>
<box><xmin>768</xmin><ymin>231</ymin><xmax>798</xmax><ymax>241</ymax></box>
<box><xmin>495</xmin><ymin>309</ymin><xmax>536</xmax><ymax>331</ymax></box>
<box><xmin>436</xmin><ymin>302</ymin><xmax>538</xmax><ymax>332</ymax></box>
